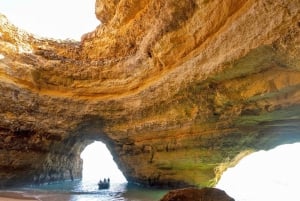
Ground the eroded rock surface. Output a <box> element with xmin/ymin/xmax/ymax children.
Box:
<box><xmin>0</xmin><ymin>0</ymin><xmax>300</xmax><ymax>187</ymax></box>
<box><xmin>159</xmin><ymin>187</ymin><xmax>235</xmax><ymax>201</ymax></box>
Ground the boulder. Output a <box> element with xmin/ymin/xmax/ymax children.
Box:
<box><xmin>160</xmin><ymin>187</ymin><xmax>235</xmax><ymax>201</ymax></box>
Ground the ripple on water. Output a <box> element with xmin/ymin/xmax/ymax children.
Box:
<box><xmin>14</xmin><ymin>180</ymin><xmax>168</xmax><ymax>201</ymax></box>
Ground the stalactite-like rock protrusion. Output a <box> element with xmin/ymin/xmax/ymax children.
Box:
<box><xmin>1</xmin><ymin>0</ymin><xmax>300</xmax><ymax>187</ymax></box>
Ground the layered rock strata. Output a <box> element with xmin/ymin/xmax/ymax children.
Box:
<box><xmin>0</xmin><ymin>0</ymin><xmax>300</xmax><ymax>187</ymax></box>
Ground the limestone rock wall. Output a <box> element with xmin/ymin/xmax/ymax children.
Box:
<box><xmin>0</xmin><ymin>0</ymin><xmax>300</xmax><ymax>187</ymax></box>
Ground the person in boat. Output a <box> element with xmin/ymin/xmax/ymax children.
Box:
<box><xmin>98</xmin><ymin>178</ymin><xmax>110</xmax><ymax>189</ymax></box>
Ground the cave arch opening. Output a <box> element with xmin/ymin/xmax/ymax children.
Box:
<box><xmin>80</xmin><ymin>141</ymin><xmax>127</xmax><ymax>185</ymax></box>
<box><xmin>216</xmin><ymin>142</ymin><xmax>300</xmax><ymax>201</ymax></box>
<box><xmin>0</xmin><ymin>0</ymin><xmax>99</xmax><ymax>40</ymax></box>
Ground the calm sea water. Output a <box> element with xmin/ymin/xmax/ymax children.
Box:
<box><xmin>6</xmin><ymin>180</ymin><xmax>168</xmax><ymax>201</ymax></box>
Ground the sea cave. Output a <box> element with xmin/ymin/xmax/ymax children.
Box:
<box><xmin>0</xmin><ymin>0</ymin><xmax>300</xmax><ymax>200</ymax></box>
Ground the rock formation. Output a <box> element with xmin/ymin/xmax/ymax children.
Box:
<box><xmin>159</xmin><ymin>187</ymin><xmax>235</xmax><ymax>201</ymax></box>
<box><xmin>0</xmin><ymin>0</ymin><xmax>300</xmax><ymax>188</ymax></box>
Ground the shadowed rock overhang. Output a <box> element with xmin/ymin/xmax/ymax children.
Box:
<box><xmin>0</xmin><ymin>0</ymin><xmax>300</xmax><ymax>187</ymax></box>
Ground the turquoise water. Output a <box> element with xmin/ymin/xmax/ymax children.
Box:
<box><xmin>10</xmin><ymin>180</ymin><xmax>168</xmax><ymax>201</ymax></box>
<box><xmin>2</xmin><ymin>142</ymin><xmax>167</xmax><ymax>201</ymax></box>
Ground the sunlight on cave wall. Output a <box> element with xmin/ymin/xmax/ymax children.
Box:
<box><xmin>0</xmin><ymin>0</ymin><xmax>99</xmax><ymax>40</ymax></box>
<box><xmin>217</xmin><ymin>143</ymin><xmax>300</xmax><ymax>201</ymax></box>
<box><xmin>80</xmin><ymin>141</ymin><xmax>127</xmax><ymax>184</ymax></box>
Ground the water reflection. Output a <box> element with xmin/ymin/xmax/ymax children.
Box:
<box><xmin>69</xmin><ymin>182</ymin><xmax>127</xmax><ymax>201</ymax></box>
<box><xmin>14</xmin><ymin>142</ymin><xmax>168</xmax><ymax>201</ymax></box>
<box><xmin>21</xmin><ymin>180</ymin><xmax>166</xmax><ymax>201</ymax></box>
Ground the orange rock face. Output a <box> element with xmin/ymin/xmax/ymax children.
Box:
<box><xmin>0</xmin><ymin>0</ymin><xmax>300</xmax><ymax>187</ymax></box>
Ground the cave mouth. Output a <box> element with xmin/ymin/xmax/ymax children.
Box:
<box><xmin>80</xmin><ymin>141</ymin><xmax>127</xmax><ymax>184</ymax></box>
<box><xmin>216</xmin><ymin>142</ymin><xmax>300</xmax><ymax>201</ymax></box>
<box><xmin>0</xmin><ymin>0</ymin><xmax>99</xmax><ymax>40</ymax></box>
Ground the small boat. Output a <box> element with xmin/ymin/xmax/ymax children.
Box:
<box><xmin>98</xmin><ymin>178</ymin><xmax>110</xmax><ymax>189</ymax></box>
<box><xmin>98</xmin><ymin>182</ymin><xmax>110</xmax><ymax>189</ymax></box>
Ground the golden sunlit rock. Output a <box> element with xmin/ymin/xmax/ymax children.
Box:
<box><xmin>0</xmin><ymin>0</ymin><xmax>300</xmax><ymax>187</ymax></box>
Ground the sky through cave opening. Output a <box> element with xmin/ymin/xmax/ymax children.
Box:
<box><xmin>0</xmin><ymin>0</ymin><xmax>99</xmax><ymax>40</ymax></box>
<box><xmin>217</xmin><ymin>142</ymin><xmax>300</xmax><ymax>201</ymax></box>
<box><xmin>80</xmin><ymin>141</ymin><xmax>127</xmax><ymax>185</ymax></box>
